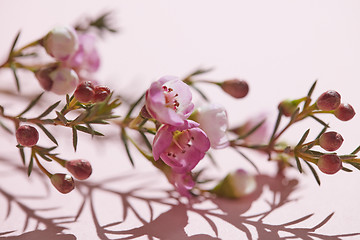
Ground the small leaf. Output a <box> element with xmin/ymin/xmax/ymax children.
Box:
<box><xmin>125</xmin><ymin>93</ymin><xmax>145</xmax><ymax>120</ymax></box>
<box><xmin>37</xmin><ymin>101</ymin><xmax>61</xmax><ymax>119</ymax></box>
<box><xmin>289</xmin><ymin>107</ymin><xmax>300</xmax><ymax>123</ymax></box>
<box><xmin>341</xmin><ymin>166</ymin><xmax>353</xmax><ymax>172</ymax></box>
<box><xmin>37</xmin><ymin>152</ymin><xmax>53</xmax><ymax>162</ymax></box>
<box><xmin>233</xmin><ymin>148</ymin><xmax>259</xmax><ymax>173</ymax></box>
<box><xmin>315</xmin><ymin>125</ymin><xmax>328</xmax><ymax>140</ymax></box>
<box><xmin>75</xmin><ymin>125</ymin><xmax>104</xmax><ymax>136</ymax></box>
<box><xmin>187</xmin><ymin>68</ymin><xmax>213</xmax><ymax>77</ymax></box>
<box><xmin>347</xmin><ymin>162</ymin><xmax>360</xmax><ymax>171</ymax></box>
<box><xmin>351</xmin><ymin>145</ymin><xmax>360</xmax><ymax>155</ymax></box>
<box><xmin>71</xmin><ymin>111</ymin><xmax>89</xmax><ymax>126</ymax></box>
<box><xmin>10</xmin><ymin>63</ymin><xmax>20</xmax><ymax>92</ymax></box>
<box><xmin>297</xmin><ymin>129</ymin><xmax>310</xmax><ymax>147</ymax></box>
<box><xmin>304</xmin><ymin>160</ymin><xmax>321</xmax><ymax>185</ymax></box>
<box><xmin>28</xmin><ymin>154</ymin><xmax>34</xmax><ymax>177</ymax></box>
<box><xmin>9</xmin><ymin>30</ymin><xmax>21</xmax><ymax>57</ymax></box>
<box><xmin>304</xmin><ymin>80</ymin><xmax>317</xmax><ymax>108</ymax></box>
<box><xmin>139</xmin><ymin>131</ymin><xmax>152</xmax><ymax>151</ymax></box>
<box><xmin>56</xmin><ymin>111</ymin><xmax>68</xmax><ymax>125</ymax></box>
<box><xmin>310</xmin><ymin>115</ymin><xmax>329</xmax><ymax>128</ymax></box>
<box><xmin>121</xmin><ymin>128</ymin><xmax>134</xmax><ymax>166</ymax></box>
<box><xmin>72</xmin><ymin>126</ymin><xmax>78</xmax><ymax>151</ymax></box>
<box><xmin>36</xmin><ymin>124</ymin><xmax>58</xmax><ymax>145</ymax></box>
<box><xmin>237</xmin><ymin>119</ymin><xmax>266</xmax><ymax>140</ymax></box>
<box><xmin>294</xmin><ymin>156</ymin><xmax>303</xmax><ymax>173</ymax></box>
<box><xmin>18</xmin><ymin>92</ymin><xmax>44</xmax><ymax>117</ymax></box>
<box><xmin>269</xmin><ymin>110</ymin><xmax>282</xmax><ymax>143</ymax></box>
<box><xmin>206</xmin><ymin>152</ymin><xmax>218</xmax><ymax>168</ymax></box>
<box><xmin>19</xmin><ymin>147</ymin><xmax>26</xmax><ymax>165</ymax></box>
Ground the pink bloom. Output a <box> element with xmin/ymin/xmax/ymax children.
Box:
<box><xmin>195</xmin><ymin>103</ymin><xmax>229</xmax><ymax>149</ymax></box>
<box><xmin>43</xmin><ymin>26</ymin><xmax>78</xmax><ymax>61</ymax></box>
<box><xmin>145</xmin><ymin>76</ymin><xmax>194</xmax><ymax>126</ymax></box>
<box><xmin>153</xmin><ymin>120</ymin><xmax>210</xmax><ymax>173</ymax></box>
<box><xmin>66</xmin><ymin>33</ymin><xmax>100</xmax><ymax>73</ymax></box>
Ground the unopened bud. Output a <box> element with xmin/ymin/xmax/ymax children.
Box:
<box><xmin>92</xmin><ymin>86</ymin><xmax>110</xmax><ymax>102</ymax></box>
<box><xmin>319</xmin><ymin>131</ymin><xmax>343</xmax><ymax>151</ymax></box>
<box><xmin>65</xmin><ymin>159</ymin><xmax>92</xmax><ymax>180</ymax></box>
<box><xmin>221</xmin><ymin>79</ymin><xmax>249</xmax><ymax>99</ymax></box>
<box><xmin>316</xmin><ymin>90</ymin><xmax>341</xmax><ymax>111</ymax></box>
<box><xmin>16</xmin><ymin>125</ymin><xmax>39</xmax><ymax>147</ymax></box>
<box><xmin>210</xmin><ymin>169</ymin><xmax>256</xmax><ymax>198</ymax></box>
<box><xmin>317</xmin><ymin>154</ymin><xmax>342</xmax><ymax>174</ymax></box>
<box><xmin>35</xmin><ymin>66</ymin><xmax>79</xmax><ymax>95</ymax></box>
<box><xmin>74</xmin><ymin>81</ymin><xmax>95</xmax><ymax>103</ymax></box>
<box><xmin>278</xmin><ymin>99</ymin><xmax>298</xmax><ymax>117</ymax></box>
<box><xmin>334</xmin><ymin>103</ymin><xmax>355</xmax><ymax>121</ymax></box>
<box><xmin>43</xmin><ymin>26</ymin><xmax>78</xmax><ymax>61</ymax></box>
<box><xmin>50</xmin><ymin>173</ymin><xmax>75</xmax><ymax>194</ymax></box>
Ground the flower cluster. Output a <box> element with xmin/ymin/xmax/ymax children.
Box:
<box><xmin>1</xmin><ymin>12</ymin><xmax>360</xmax><ymax>200</ymax></box>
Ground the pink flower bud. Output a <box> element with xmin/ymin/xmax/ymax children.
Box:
<box><xmin>50</xmin><ymin>173</ymin><xmax>75</xmax><ymax>194</ymax></box>
<box><xmin>92</xmin><ymin>86</ymin><xmax>111</xmax><ymax>102</ymax></box>
<box><xmin>316</xmin><ymin>90</ymin><xmax>341</xmax><ymax>111</ymax></box>
<box><xmin>16</xmin><ymin>125</ymin><xmax>39</xmax><ymax>147</ymax></box>
<box><xmin>35</xmin><ymin>66</ymin><xmax>79</xmax><ymax>95</ymax></box>
<box><xmin>211</xmin><ymin>169</ymin><xmax>257</xmax><ymax>198</ymax></box>
<box><xmin>74</xmin><ymin>81</ymin><xmax>95</xmax><ymax>103</ymax></box>
<box><xmin>43</xmin><ymin>26</ymin><xmax>78</xmax><ymax>61</ymax></box>
<box><xmin>278</xmin><ymin>99</ymin><xmax>298</xmax><ymax>117</ymax></box>
<box><xmin>221</xmin><ymin>79</ymin><xmax>249</xmax><ymax>99</ymax></box>
<box><xmin>65</xmin><ymin>159</ymin><xmax>92</xmax><ymax>180</ymax></box>
<box><xmin>317</xmin><ymin>154</ymin><xmax>342</xmax><ymax>174</ymax></box>
<box><xmin>334</xmin><ymin>103</ymin><xmax>355</xmax><ymax>121</ymax></box>
<box><xmin>319</xmin><ymin>131</ymin><xmax>344</xmax><ymax>151</ymax></box>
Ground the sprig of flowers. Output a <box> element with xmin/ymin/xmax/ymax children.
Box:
<box><xmin>0</xmin><ymin>12</ymin><xmax>359</xmax><ymax>200</ymax></box>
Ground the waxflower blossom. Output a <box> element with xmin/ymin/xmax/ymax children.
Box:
<box><xmin>145</xmin><ymin>76</ymin><xmax>194</xmax><ymax>126</ymax></box>
<box><xmin>153</xmin><ymin>120</ymin><xmax>210</xmax><ymax>173</ymax></box>
<box><xmin>194</xmin><ymin>103</ymin><xmax>229</xmax><ymax>149</ymax></box>
<box><xmin>211</xmin><ymin>169</ymin><xmax>257</xmax><ymax>198</ymax></box>
<box><xmin>50</xmin><ymin>173</ymin><xmax>75</xmax><ymax>194</ymax></box>
<box><xmin>43</xmin><ymin>26</ymin><xmax>79</xmax><ymax>61</ymax></box>
<box><xmin>66</xmin><ymin>32</ymin><xmax>100</xmax><ymax>74</ymax></box>
<box><xmin>35</xmin><ymin>65</ymin><xmax>79</xmax><ymax>95</ymax></box>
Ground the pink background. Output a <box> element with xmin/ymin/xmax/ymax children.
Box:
<box><xmin>1</xmin><ymin>1</ymin><xmax>360</xmax><ymax>239</ymax></box>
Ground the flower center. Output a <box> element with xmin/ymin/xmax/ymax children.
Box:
<box><xmin>163</xmin><ymin>86</ymin><xmax>179</xmax><ymax>111</ymax></box>
<box><xmin>167</xmin><ymin>130</ymin><xmax>195</xmax><ymax>158</ymax></box>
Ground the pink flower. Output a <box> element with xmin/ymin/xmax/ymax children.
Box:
<box><xmin>43</xmin><ymin>26</ymin><xmax>78</xmax><ymax>61</ymax></box>
<box><xmin>66</xmin><ymin>33</ymin><xmax>100</xmax><ymax>73</ymax></box>
<box><xmin>194</xmin><ymin>103</ymin><xmax>229</xmax><ymax>149</ymax></box>
<box><xmin>153</xmin><ymin>120</ymin><xmax>210</xmax><ymax>173</ymax></box>
<box><xmin>145</xmin><ymin>76</ymin><xmax>194</xmax><ymax>126</ymax></box>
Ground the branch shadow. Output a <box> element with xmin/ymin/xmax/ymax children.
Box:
<box><xmin>1</xmin><ymin>155</ymin><xmax>360</xmax><ymax>240</ymax></box>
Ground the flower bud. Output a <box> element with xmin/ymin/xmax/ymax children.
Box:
<box><xmin>316</xmin><ymin>90</ymin><xmax>341</xmax><ymax>111</ymax></box>
<box><xmin>65</xmin><ymin>159</ymin><xmax>92</xmax><ymax>180</ymax></box>
<box><xmin>211</xmin><ymin>169</ymin><xmax>256</xmax><ymax>198</ymax></box>
<box><xmin>74</xmin><ymin>81</ymin><xmax>95</xmax><ymax>103</ymax></box>
<box><xmin>334</xmin><ymin>103</ymin><xmax>355</xmax><ymax>121</ymax></box>
<box><xmin>278</xmin><ymin>99</ymin><xmax>298</xmax><ymax>117</ymax></box>
<box><xmin>319</xmin><ymin>131</ymin><xmax>344</xmax><ymax>151</ymax></box>
<box><xmin>16</xmin><ymin>125</ymin><xmax>39</xmax><ymax>147</ymax></box>
<box><xmin>35</xmin><ymin>66</ymin><xmax>79</xmax><ymax>95</ymax></box>
<box><xmin>317</xmin><ymin>154</ymin><xmax>342</xmax><ymax>174</ymax></box>
<box><xmin>221</xmin><ymin>79</ymin><xmax>249</xmax><ymax>99</ymax></box>
<box><xmin>92</xmin><ymin>86</ymin><xmax>110</xmax><ymax>102</ymax></box>
<box><xmin>50</xmin><ymin>173</ymin><xmax>75</xmax><ymax>194</ymax></box>
<box><xmin>43</xmin><ymin>26</ymin><xmax>78</xmax><ymax>61</ymax></box>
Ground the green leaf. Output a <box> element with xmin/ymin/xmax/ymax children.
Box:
<box><xmin>56</xmin><ymin>111</ymin><xmax>68</xmax><ymax>125</ymax></box>
<box><xmin>206</xmin><ymin>152</ymin><xmax>218</xmax><ymax>168</ymax></box>
<box><xmin>37</xmin><ymin>152</ymin><xmax>53</xmax><ymax>162</ymax></box>
<box><xmin>10</xmin><ymin>63</ymin><xmax>20</xmax><ymax>92</ymax></box>
<box><xmin>294</xmin><ymin>156</ymin><xmax>303</xmax><ymax>173</ymax></box>
<box><xmin>310</xmin><ymin>115</ymin><xmax>329</xmax><ymax>128</ymax></box>
<box><xmin>19</xmin><ymin>146</ymin><xmax>26</xmax><ymax>165</ymax></box>
<box><xmin>9</xmin><ymin>31</ymin><xmax>21</xmax><ymax>57</ymax></box>
<box><xmin>125</xmin><ymin>93</ymin><xmax>145</xmax><ymax>120</ymax></box>
<box><xmin>72</xmin><ymin>126</ymin><xmax>78</xmax><ymax>152</ymax></box>
<box><xmin>139</xmin><ymin>131</ymin><xmax>152</xmax><ymax>151</ymax></box>
<box><xmin>316</xmin><ymin>125</ymin><xmax>328</xmax><ymax>140</ymax></box>
<box><xmin>18</xmin><ymin>92</ymin><xmax>44</xmax><ymax>117</ymax></box>
<box><xmin>304</xmin><ymin>80</ymin><xmax>317</xmax><ymax>108</ymax></box>
<box><xmin>297</xmin><ymin>129</ymin><xmax>310</xmax><ymax>147</ymax></box>
<box><xmin>233</xmin><ymin>148</ymin><xmax>259</xmax><ymax>173</ymax></box>
<box><xmin>121</xmin><ymin>128</ymin><xmax>134</xmax><ymax>167</ymax></box>
<box><xmin>28</xmin><ymin>154</ymin><xmax>34</xmax><ymax>177</ymax></box>
<box><xmin>304</xmin><ymin>160</ymin><xmax>321</xmax><ymax>185</ymax></box>
<box><xmin>71</xmin><ymin>111</ymin><xmax>89</xmax><ymax>126</ymax></box>
<box><xmin>37</xmin><ymin>101</ymin><xmax>61</xmax><ymax>119</ymax></box>
<box><xmin>75</xmin><ymin>125</ymin><xmax>104</xmax><ymax>136</ymax></box>
<box><xmin>347</xmin><ymin>162</ymin><xmax>360</xmax><ymax>171</ymax></box>
<box><xmin>36</xmin><ymin>123</ymin><xmax>58</xmax><ymax>145</ymax></box>
<box><xmin>187</xmin><ymin>68</ymin><xmax>213</xmax><ymax>77</ymax></box>
<box><xmin>351</xmin><ymin>145</ymin><xmax>360</xmax><ymax>155</ymax></box>
<box><xmin>341</xmin><ymin>166</ymin><xmax>353</xmax><ymax>172</ymax></box>
<box><xmin>269</xmin><ymin>110</ymin><xmax>282</xmax><ymax>143</ymax></box>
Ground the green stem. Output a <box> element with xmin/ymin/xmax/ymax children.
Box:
<box><xmin>33</xmin><ymin>151</ymin><xmax>52</xmax><ymax>178</ymax></box>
